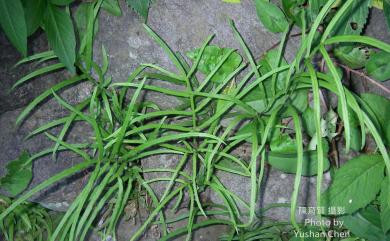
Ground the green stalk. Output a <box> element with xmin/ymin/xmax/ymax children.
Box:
<box><xmin>288</xmin><ymin>106</ymin><xmax>303</xmax><ymax>233</ymax></box>
<box><xmin>319</xmin><ymin>46</ymin><xmax>351</xmax><ymax>152</ymax></box>
<box><xmin>306</xmin><ymin>62</ymin><xmax>325</xmax><ymax>232</ymax></box>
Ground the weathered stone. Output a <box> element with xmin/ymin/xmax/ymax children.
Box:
<box><xmin>95</xmin><ymin>0</ymin><xmax>298</xmax><ymax>78</ymax></box>
<box><xmin>93</xmin><ymin>0</ymin><xmax>300</xmax><ymax>110</ymax></box>
<box><xmin>0</xmin><ymin>82</ymin><xmax>93</xmax><ymax>211</ymax></box>
<box><xmin>365</xmin><ymin>8</ymin><xmax>390</xmax><ymax>44</ymax></box>
<box><xmin>0</xmin><ymin>29</ymin><xmax>92</xmax><ymax>211</ymax></box>
<box><xmin>0</xmin><ymin>31</ymin><xmax>71</xmax><ymax>114</ymax></box>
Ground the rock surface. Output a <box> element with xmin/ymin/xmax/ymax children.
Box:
<box><xmin>0</xmin><ymin>82</ymin><xmax>92</xmax><ymax>211</ymax></box>
<box><xmin>0</xmin><ymin>32</ymin><xmax>71</xmax><ymax>114</ymax></box>
<box><xmin>0</xmin><ymin>0</ymin><xmax>390</xmax><ymax>240</ymax></box>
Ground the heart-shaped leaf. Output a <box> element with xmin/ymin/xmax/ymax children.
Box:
<box><xmin>0</xmin><ymin>151</ymin><xmax>32</xmax><ymax>197</ymax></box>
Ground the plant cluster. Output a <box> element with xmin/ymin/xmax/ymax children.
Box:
<box><xmin>0</xmin><ymin>0</ymin><xmax>390</xmax><ymax>241</ymax></box>
<box><xmin>0</xmin><ymin>0</ymin><xmax>153</xmax><ymax>75</ymax></box>
<box><xmin>0</xmin><ymin>194</ymin><xmax>54</xmax><ymax>241</ymax></box>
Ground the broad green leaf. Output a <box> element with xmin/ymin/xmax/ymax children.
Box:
<box><xmin>102</xmin><ymin>0</ymin><xmax>122</xmax><ymax>16</ymax></box>
<box><xmin>258</xmin><ymin>49</ymin><xmax>289</xmax><ymax>91</ymax></box>
<box><xmin>349</xmin><ymin>126</ymin><xmax>362</xmax><ymax>151</ymax></box>
<box><xmin>75</xmin><ymin>3</ymin><xmax>99</xmax><ymax>43</ymax></box>
<box><xmin>258</xmin><ymin>49</ymin><xmax>288</xmax><ymax>71</ymax></box>
<box><xmin>339</xmin><ymin>205</ymin><xmax>390</xmax><ymax>241</ymax></box>
<box><xmin>45</xmin><ymin>4</ymin><xmax>76</xmax><ymax>73</ymax></box>
<box><xmin>244</xmin><ymin>99</ymin><xmax>269</xmax><ymax>113</ymax></box>
<box><xmin>332</xmin><ymin>0</ymin><xmax>370</xmax><ymax>36</ymax></box>
<box><xmin>254</xmin><ymin>0</ymin><xmax>289</xmax><ymax>33</ymax></box>
<box><xmin>267</xmin><ymin>145</ymin><xmax>330</xmax><ymax>176</ymax></box>
<box><xmin>50</xmin><ymin>0</ymin><xmax>74</xmax><ymax>6</ymax></box>
<box><xmin>334</xmin><ymin>45</ymin><xmax>373</xmax><ymax>69</ymax></box>
<box><xmin>186</xmin><ymin>45</ymin><xmax>242</xmax><ymax>83</ymax></box>
<box><xmin>322</xmin><ymin>154</ymin><xmax>385</xmax><ymax>214</ymax></box>
<box><xmin>127</xmin><ymin>0</ymin><xmax>150</xmax><ymax>21</ymax></box>
<box><xmin>365</xmin><ymin>51</ymin><xmax>390</xmax><ymax>81</ymax></box>
<box><xmin>380</xmin><ymin>179</ymin><xmax>390</xmax><ymax>233</ymax></box>
<box><xmin>289</xmin><ymin>89</ymin><xmax>308</xmax><ymax>113</ymax></box>
<box><xmin>270</xmin><ymin>134</ymin><xmax>296</xmax><ymax>153</ymax></box>
<box><xmin>384</xmin><ymin>0</ymin><xmax>390</xmax><ymax>32</ymax></box>
<box><xmin>0</xmin><ymin>0</ymin><xmax>27</xmax><ymax>56</ymax></box>
<box><xmin>244</xmin><ymin>89</ymin><xmax>307</xmax><ymax>114</ymax></box>
<box><xmin>0</xmin><ymin>151</ymin><xmax>32</xmax><ymax>196</ymax></box>
<box><xmin>235</xmin><ymin>120</ymin><xmax>262</xmax><ymax>143</ymax></box>
<box><xmin>302</xmin><ymin>107</ymin><xmax>316</xmax><ymax>137</ymax></box>
<box><xmin>22</xmin><ymin>0</ymin><xmax>45</xmax><ymax>36</ymax></box>
<box><xmin>361</xmin><ymin>93</ymin><xmax>390</xmax><ymax>146</ymax></box>
<box><xmin>243</xmin><ymin>49</ymin><xmax>288</xmax><ymax>102</ymax></box>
